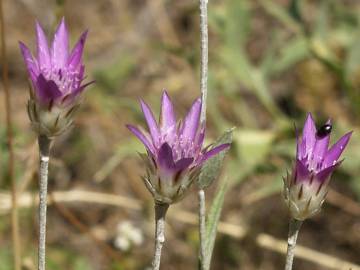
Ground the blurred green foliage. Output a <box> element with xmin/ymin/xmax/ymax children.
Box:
<box><xmin>1</xmin><ymin>0</ymin><xmax>360</xmax><ymax>268</ymax></box>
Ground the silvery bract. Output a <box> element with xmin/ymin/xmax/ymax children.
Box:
<box><xmin>127</xmin><ymin>91</ymin><xmax>230</xmax><ymax>204</ymax></box>
<box><xmin>19</xmin><ymin>18</ymin><xmax>93</xmax><ymax>137</ymax></box>
<box><xmin>283</xmin><ymin>113</ymin><xmax>352</xmax><ymax>220</ymax></box>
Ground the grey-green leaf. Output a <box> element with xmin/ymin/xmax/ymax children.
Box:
<box><xmin>203</xmin><ymin>181</ymin><xmax>228</xmax><ymax>270</ymax></box>
<box><xmin>198</xmin><ymin>128</ymin><xmax>234</xmax><ymax>189</ymax></box>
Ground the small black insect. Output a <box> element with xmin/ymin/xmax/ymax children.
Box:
<box><xmin>316</xmin><ymin>124</ymin><xmax>332</xmax><ymax>138</ymax></box>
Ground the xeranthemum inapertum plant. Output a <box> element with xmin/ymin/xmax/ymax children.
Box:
<box><xmin>19</xmin><ymin>18</ymin><xmax>93</xmax><ymax>137</ymax></box>
<box><xmin>18</xmin><ymin>18</ymin><xmax>93</xmax><ymax>270</ymax></box>
<box><xmin>127</xmin><ymin>90</ymin><xmax>230</xmax><ymax>204</ymax></box>
<box><xmin>283</xmin><ymin>113</ymin><xmax>352</xmax><ymax>220</ymax></box>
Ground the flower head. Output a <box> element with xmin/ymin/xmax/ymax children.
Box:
<box><xmin>283</xmin><ymin>113</ymin><xmax>352</xmax><ymax>220</ymax></box>
<box><xmin>127</xmin><ymin>91</ymin><xmax>230</xmax><ymax>204</ymax></box>
<box><xmin>19</xmin><ymin>18</ymin><xmax>93</xmax><ymax>137</ymax></box>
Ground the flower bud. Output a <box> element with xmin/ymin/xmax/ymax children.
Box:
<box><xmin>283</xmin><ymin>113</ymin><xmax>352</xmax><ymax>220</ymax></box>
<box><xmin>19</xmin><ymin>18</ymin><xmax>93</xmax><ymax>137</ymax></box>
<box><xmin>127</xmin><ymin>91</ymin><xmax>230</xmax><ymax>204</ymax></box>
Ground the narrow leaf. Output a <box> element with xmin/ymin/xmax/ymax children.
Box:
<box><xmin>198</xmin><ymin>128</ymin><xmax>234</xmax><ymax>189</ymax></box>
<box><xmin>203</xmin><ymin>181</ymin><xmax>228</xmax><ymax>270</ymax></box>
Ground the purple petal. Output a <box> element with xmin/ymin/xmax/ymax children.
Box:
<box><xmin>76</xmin><ymin>64</ymin><xmax>86</xmax><ymax>86</ymax></box>
<box><xmin>299</xmin><ymin>113</ymin><xmax>316</xmax><ymax>159</ymax></box>
<box><xmin>70</xmin><ymin>80</ymin><xmax>95</xmax><ymax>99</ymax></box>
<box><xmin>295</xmin><ymin>159</ymin><xmax>311</xmax><ymax>182</ymax></box>
<box><xmin>316</xmin><ymin>162</ymin><xmax>341</xmax><ymax>183</ymax></box>
<box><xmin>68</xmin><ymin>30</ymin><xmax>88</xmax><ymax>70</ymax></box>
<box><xmin>159</xmin><ymin>90</ymin><xmax>176</xmax><ymax>131</ymax></box>
<box><xmin>157</xmin><ymin>143</ymin><xmax>175</xmax><ymax>171</ymax></box>
<box><xmin>294</xmin><ymin>123</ymin><xmax>301</xmax><ymax>157</ymax></box>
<box><xmin>181</xmin><ymin>98</ymin><xmax>202</xmax><ymax>141</ymax></box>
<box><xmin>323</xmin><ymin>131</ymin><xmax>352</xmax><ymax>168</ymax></box>
<box><xmin>126</xmin><ymin>124</ymin><xmax>155</xmax><ymax>154</ymax></box>
<box><xmin>175</xmin><ymin>157</ymin><xmax>194</xmax><ymax>171</ymax></box>
<box><xmin>35</xmin><ymin>74</ymin><xmax>62</xmax><ymax>104</ymax></box>
<box><xmin>35</xmin><ymin>21</ymin><xmax>51</xmax><ymax>68</ymax></box>
<box><xmin>51</xmin><ymin>17</ymin><xmax>69</xmax><ymax>68</ymax></box>
<box><xmin>19</xmin><ymin>42</ymin><xmax>38</xmax><ymax>82</ymax></box>
<box><xmin>199</xmin><ymin>143</ymin><xmax>230</xmax><ymax>164</ymax></box>
<box><xmin>312</xmin><ymin>133</ymin><xmax>330</xmax><ymax>166</ymax></box>
<box><xmin>140</xmin><ymin>99</ymin><xmax>160</xmax><ymax>145</ymax></box>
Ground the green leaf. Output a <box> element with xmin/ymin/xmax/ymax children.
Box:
<box><xmin>269</xmin><ymin>37</ymin><xmax>309</xmax><ymax>75</ymax></box>
<box><xmin>259</xmin><ymin>0</ymin><xmax>301</xmax><ymax>33</ymax></box>
<box><xmin>198</xmin><ymin>128</ymin><xmax>234</xmax><ymax>189</ymax></box>
<box><xmin>94</xmin><ymin>138</ymin><xmax>145</xmax><ymax>182</ymax></box>
<box><xmin>203</xmin><ymin>181</ymin><xmax>228</xmax><ymax>270</ymax></box>
<box><xmin>74</xmin><ymin>257</ymin><xmax>92</xmax><ymax>270</ymax></box>
<box><xmin>234</xmin><ymin>128</ymin><xmax>275</xmax><ymax>168</ymax></box>
<box><xmin>289</xmin><ymin>0</ymin><xmax>302</xmax><ymax>23</ymax></box>
<box><xmin>345</xmin><ymin>30</ymin><xmax>360</xmax><ymax>79</ymax></box>
<box><xmin>93</xmin><ymin>54</ymin><xmax>136</xmax><ymax>93</ymax></box>
<box><xmin>242</xmin><ymin>172</ymin><xmax>284</xmax><ymax>205</ymax></box>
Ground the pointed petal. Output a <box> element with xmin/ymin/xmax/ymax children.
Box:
<box><xmin>316</xmin><ymin>162</ymin><xmax>341</xmax><ymax>183</ymax></box>
<box><xmin>35</xmin><ymin>21</ymin><xmax>51</xmax><ymax>68</ymax></box>
<box><xmin>157</xmin><ymin>143</ymin><xmax>175</xmax><ymax>171</ymax></box>
<box><xmin>294</xmin><ymin>123</ymin><xmax>301</xmax><ymax>158</ymax></box>
<box><xmin>300</xmin><ymin>113</ymin><xmax>316</xmax><ymax>159</ymax></box>
<box><xmin>295</xmin><ymin>159</ymin><xmax>311</xmax><ymax>182</ymax></box>
<box><xmin>68</xmin><ymin>30</ymin><xmax>88</xmax><ymax>70</ymax></box>
<box><xmin>70</xmin><ymin>79</ymin><xmax>95</xmax><ymax>98</ymax></box>
<box><xmin>175</xmin><ymin>157</ymin><xmax>194</xmax><ymax>171</ymax></box>
<box><xmin>35</xmin><ymin>74</ymin><xmax>62</xmax><ymax>104</ymax></box>
<box><xmin>160</xmin><ymin>90</ymin><xmax>176</xmax><ymax>131</ymax></box>
<box><xmin>51</xmin><ymin>17</ymin><xmax>69</xmax><ymax>68</ymax></box>
<box><xmin>199</xmin><ymin>143</ymin><xmax>230</xmax><ymax>164</ymax></box>
<box><xmin>323</xmin><ymin>132</ymin><xmax>352</xmax><ymax>168</ymax></box>
<box><xmin>126</xmin><ymin>124</ymin><xmax>154</xmax><ymax>154</ymax></box>
<box><xmin>140</xmin><ymin>99</ymin><xmax>160</xmax><ymax>145</ymax></box>
<box><xmin>19</xmin><ymin>41</ymin><xmax>38</xmax><ymax>82</ymax></box>
<box><xmin>181</xmin><ymin>98</ymin><xmax>201</xmax><ymax>141</ymax></box>
<box><xmin>312</xmin><ymin>133</ymin><xmax>330</xmax><ymax>166</ymax></box>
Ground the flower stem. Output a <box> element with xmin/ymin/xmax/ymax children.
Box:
<box><xmin>152</xmin><ymin>202</ymin><xmax>169</xmax><ymax>270</ymax></box>
<box><xmin>284</xmin><ymin>218</ymin><xmax>303</xmax><ymax>270</ymax></box>
<box><xmin>198</xmin><ymin>189</ymin><xmax>206</xmax><ymax>270</ymax></box>
<box><xmin>0</xmin><ymin>1</ymin><xmax>21</xmax><ymax>269</ymax></box>
<box><xmin>38</xmin><ymin>135</ymin><xmax>51</xmax><ymax>270</ymax></box>
<box><xmin>199</xmin><ymin>0</ymin><xmax>209</xmax><ymax>268</ymax></box>
<box><xmin>199</xmin><ymin>0</ymin><xmax>208</xmax><ymax>124</ymax></box>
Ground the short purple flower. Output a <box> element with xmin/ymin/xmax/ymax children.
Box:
<box><xmin>19</xmin><ymin>18</ymin><xmax>92</xmax><ymax>137</ymax></box>
<box><xmin>283</xmin><ymin>113</ymin><xmax>352</xmax><ymax>220</ymax></box>
<box><xmin>127</xmin><ymin>91</ymin><xmax>230</xmax><ymax>204</ymax></box>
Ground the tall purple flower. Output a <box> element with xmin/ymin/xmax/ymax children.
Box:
<box><xmin>283</xmin><ymin>113</ymin><xmax>352</xmax><ymax>220</ymax></box>
<box><xmin>19</xmin><ymin>18</ymin><xmax>92</xmax><ymax>137</ymax></box>
<box><xmin>127</xmin><ymin>91</ymin><xmax>230</xmax><ymax>204</ymax></box>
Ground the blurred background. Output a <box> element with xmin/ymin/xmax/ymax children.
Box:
<box><xmin>0</xmin><ymin>0</ymin><xmax>360</xmax><ymax>269</ymax></box>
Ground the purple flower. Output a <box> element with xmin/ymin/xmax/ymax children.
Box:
<box><xmin>127</xmin><ymin>91</ymin><xmax>230</xmax><ymax>204</ymax></box>
<box><xmin>19</xmin><ymin>18</ymin><xmax>93</xmax><ymax>137</ymax></box>
<box><xmin>283</xmin><ymin>113</ymin><xmax>352</xmax><ymax>220</ymax></box>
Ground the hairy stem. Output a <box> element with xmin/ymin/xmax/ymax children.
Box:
<box><xmin>152</xmin><ymin>202</ymin><xmax>169</xmax><ymax>270</ymax></box>
<box><xmin>198</xmin><ymin>0</ymin><xmax>209</xmax><ymax>268</ymax></box>
<box><xmin>199</xmin><ymin>0</ymin><xmax>208</xmax><ymax>124</ymax></box>
<box><xmin>284</xmin><ymin>218</ymin><xmax>303</xmax><ymax>270</ymax></box>
<box><xmin>198</xmin><ymin>189</ymin><xmax>207</xmax><ymax>270</ymax></box>
<box><xmin>0</xmin><ymin>1</ymin><xmax>21</xmax><ymax>269</ymax></box>
<box><xmin>38</xmin><ymin>136</ymin><xmax>51</xmax><ymax>270</ymax></box>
